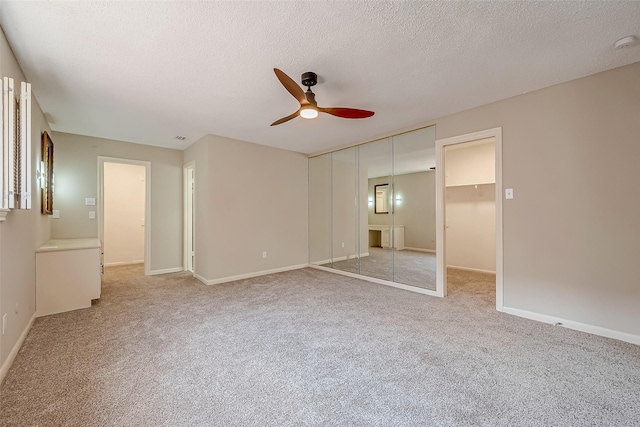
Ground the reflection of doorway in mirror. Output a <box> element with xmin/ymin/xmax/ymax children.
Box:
<box><xmin>376</xmin><ymin>190</ymin><xmax>384</xmax><ymax>210</ymax></box>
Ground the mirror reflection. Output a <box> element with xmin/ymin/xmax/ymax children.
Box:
<box><xmin>330</xmin><ymin>147</ymin><xmax>359</xmax><ymax>275</ymax></box>
<box><xmin>390</xmin><ymin>127</ymin><xmax>437</xmax><ymax>290</ymax></box>
<box><xmin>308</xmin><ymin>125</ymin><xmax>436</xmax><ymax>292</ymax></box>
<box><xmin>308</xmin><ymin>153</ymin><xmax>331</xmax><ymax>267</ymax></box>
<box><xmin>360</xmin><ymin>137</ymin><xmax>393</xmax><ymax>282</ymax></box>
<box><xmin>374</xmin><ymin>184</ymin><xmax>389</xmax><ymax>214</ymax></box>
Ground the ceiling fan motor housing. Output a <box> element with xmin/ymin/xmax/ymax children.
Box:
<box><xmin>301</xmin><ymin>71</ymin><xmax>317</xmax><ymax>87</ymax></box>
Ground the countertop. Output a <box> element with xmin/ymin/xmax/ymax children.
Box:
<box><xmin>36</xmin><ymin>238</ymin><xmax>102</xmax><ymax>253</ymax></box>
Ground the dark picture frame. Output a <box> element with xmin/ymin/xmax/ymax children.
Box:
<box><xmin>41</xmin><ymin>131</ymin><xmax>54</xmax><ymax>215</ymax></box>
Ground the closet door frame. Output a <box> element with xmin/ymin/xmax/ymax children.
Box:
<box><xmin>435</xmin><ymin>127</ymin><xmax>503</xmax><ymax>310</ymax></box>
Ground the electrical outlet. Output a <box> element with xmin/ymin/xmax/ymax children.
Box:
<box><xmin>2</xmin><ymin>314</ymin><xmax>7</xmax><ymax>335</ymax></box>
<box><xmin>341</xmin><ymin>242</ymin><xmax>345</xmax><ymax>248</ymax></box>
<box><xmin>505</xmin><ymin>188</ymin><xmax>514</xmax><ymax>199</ymax></box>
<box><xmin>52</xmin><ymin>210</ymin><xmax>60</xmax><ymax>218</ymax></box>
<box><xmin>89</xmin><ymin>211</ymin><xmax>96</xmax><ymax>219</ymax></box>
<box><xmin>262</xmin><ymin>251</ymin><xmax>267</xmax><ymax>259</ymax></box>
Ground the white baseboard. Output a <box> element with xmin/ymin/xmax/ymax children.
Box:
<box><xmin>403</xmin><ymin>247</ymin><xmax>436</xmax><ymax>254</ymax></box>
<box><xmin>502</xmin><ymin>306</ymin><xmax>640</xmax><ymax>346</ymax></box>
<box><xmin>147</xmin><ymin>267</ymin><xmax>184</xmax><ymax>276</ymax></box>
<box><xmin>447</xmin><ymin>265</ymin><xmax>496</xmax><ymax>274</ymax></box>
<box><xmin>309</xmin><ymin>253</ymin><xmax>369</xmax><ymax>266</ymax></box>
<box><xmin>200</xmin><ymin>264</ymin><xmax>308</xmax><ymax>285</ymax></box>
<box><xmin>104</xmin><ymin>260</ymin><xmax>143</xmax><ymax>267</ymax></box>
<box><xmin>346</xmin><ymin>253</ymin><xmax>369</xmax><ymax>259</ymax></box>
<box><xmin>308</xmin><ymin>264</ymin><xmax>440</xmax><ymax>298</ymax></box>
<box><xmin>0</xmin><ymin>313</ymin><xmax>35</xmax><ymax>385</ymax></box>
<box><xmin>194</xmin><ymin>273</ymin><xmax>208</xmax><ymax>285</ymax></box>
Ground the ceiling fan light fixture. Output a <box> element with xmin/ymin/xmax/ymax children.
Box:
<box><xmin>300</xmin><ymin>106</ymin><xmax>319</xmax><ymax>119</ymax></box>
<box><xmin>270</xmin><ymin>68</ymin><xmax>374</xmax><ymax>126</ymax></box>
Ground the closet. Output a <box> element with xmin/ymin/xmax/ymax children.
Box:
<box><xmin>308</xmin><ymin>126</ymin><xmax>438</xmax><ymax>293</ymax></box>
<box><xmin>444</xmin><ymin>138</ymin><xmax>496</xmax><ymax>273</ymax></box>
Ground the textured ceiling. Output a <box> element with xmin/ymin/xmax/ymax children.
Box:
<box><xmin>1</xmin><ymin>1</ymin><xmax>639</xmax><ymax>154</ymax></box>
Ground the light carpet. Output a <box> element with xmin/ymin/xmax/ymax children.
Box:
<box><xmin>0</xmin><ymin>265</ymin><xmax>639</xmax><ymax>426</ymax></box>
<box><xmin>325</xmin><ymin>247</ymin><xmax>437</xmax><ymax>290</ymax></box>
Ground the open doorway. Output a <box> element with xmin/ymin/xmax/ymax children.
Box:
<box><xmin>435</xmin><ymin>128</ymin><xmax>503</xmax><ymax>310</ymax></box>
<box><xmin>98</xmin><ymin>157</ymin><xmax>151</xmax><ymax>275</ymax></box>
<box><xmin>183</xmin><ymin>162</ymin><xmax>195</xmax><ymax>273</ymax></box>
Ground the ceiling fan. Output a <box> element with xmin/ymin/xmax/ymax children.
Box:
<box><xmin>271</xmin><ymin>68</ymin><xmax>375</xmax><ymax>126</ymax></box>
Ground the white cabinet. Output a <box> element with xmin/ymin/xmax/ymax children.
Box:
<box><xmin>36</xmin><ymin>238</ymin><xmax>102</xmax><ymax>317</ymax></box>
<box><xmin>369</xmin><ymin>225</ymin><xmax>405</xmax><ymax>250</ymax></box>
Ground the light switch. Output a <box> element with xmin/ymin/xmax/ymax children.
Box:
<box><xmin>89</xmin><ymin>211</ymin><xmax>96</xmax><ymax>219</ymax></box>
<box><xmin>505</xmin><ymin>188</ymin><xmax>514</xmax><ymax>199</ymax></box>
<box><xmin>85</xmin><ymin>198</ymin><xmax>96</xmax><ymax>206</ymax></box>
<box><xmin>52</xmin><ymin>210</ymin><xmax>60</xmax><ymax>218</ymax></box>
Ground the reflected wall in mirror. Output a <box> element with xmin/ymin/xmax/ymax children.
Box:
<box><xmin>309</xmin><ymin>153</ymin><xmax>332</xmax><ymax>266</ymax></box>
<box><xmin>374</xmin><ymin>184</ymin><xmax>389</xmax><ymax>214</ymax></box>
<box><xmin>330</xmin><ymin>147</ymin><xmax>360</xmax><ymax>275</ymax></box>
<box><xmin>41</xmin><ymin>131</ymin><xmax>54</xmax><ymax>215</ymax></box>
<box><xmin>360</xmin><ymin>137</ymin><xmax>392</xmax><ymax>282</ymax></box>
<box><xmin>391</xmin><ymin>126</ymin><xmax>437</xmax><ymax>290</ymax></box>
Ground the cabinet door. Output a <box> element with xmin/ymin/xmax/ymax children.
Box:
<box><xmin>381</xmin><ymin>229</ymin><xmax>391</xmax><ymax>248</ymax></box>
<box><xmin>36</xmin><ymin>248</ymin><xmax>101</xmax><ymax>317</ymax></box>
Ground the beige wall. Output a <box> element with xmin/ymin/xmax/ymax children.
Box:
<box><xmin>432</xmin><ymin>62</ymin><xmax>640</xmax><ymax>336</ymax></box>
<box><xmin>0</xmin><ymin>28</ymin><xmax>51</xmax><ymax>371</ymax></box>
<box><xmin>394</xmin><ymin>171</ymin><xmax>436</xmax><ymax>251</ymax></box>
<box><xmin>445</xmin><ymin>184</ymin><xmax>496</xmax><ymax>272</ymax></box>
<box><xmin>445</xmin><ymin>140</ymin><xmax>495</xmax><ymax>186</ymax></box>
<box><xmin>445</xmin><ymin>141</ymin><xmax>495</xmax><ymax>271</ymax></box>
<box><xmin>50</xmin><ymin>132</ymin><xmax>183</xmax><ymax>273</ymax></box>
<box><xmin>367</xmin><ymin>171</ymin><xmax>436</xmax><ymax>251</ymax></box>
<box><xmin>103</xmin><ymin>162</ymin><xmax>145</xmax><ymax>265</ymax></box>
<box><xmin>186</xmin><ymin>134</ymin><xmax>308</xmax><ymax>282</ymax></box>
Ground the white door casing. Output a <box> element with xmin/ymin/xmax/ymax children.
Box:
<box><xmin>183</xmin><ymin>162</ymin><xmax>195</xmax><ymax>273</ymax></box>
<box><xmin>435</xmin><ymin>128</ymin><xmax>503</xmax><ymax>310</ymax></box>
<box><xmin>98</xmin><ymin>156</ymin><xmax>151</xmax><ymax>276</ymax></box>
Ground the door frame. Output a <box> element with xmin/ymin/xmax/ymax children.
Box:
<box><xmin>435</xmin><ymin>127</ymin><xmax>503</xmax><ymax>310</ymax></box>
<box><xmin>98</xmin><ymin>156</ymin><xmax>151</xmax><ymax>276</ymax></box>
<box><xmin>183</xmin><ymin>161</ymin><xmax>195</xmax><ymax>273</ymax></box>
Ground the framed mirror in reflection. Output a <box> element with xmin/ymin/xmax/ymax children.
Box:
<box><xmin>41</xmin><ymin>131</ymin><xmax>54</xmax><ymax>215</ymax></box>
<box><xmin>374</xmin><ymin>184</ymin><xmax>389</xmax><ymax>214</ymax></box>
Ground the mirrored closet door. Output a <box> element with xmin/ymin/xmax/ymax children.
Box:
<box><xmin>309</xmin><ymin>153</ymin><xmax>331</xmax><ymax>267</ymax></box>
<box><xmin>308</xmin><ymin>125</ymin><xmax>437</xmax><ymax>293</ymax></box>
<box><xmin>391</xmin><ymin>126</ymin><xmax>437</xmax><ymax>290</ymax></box>
<box><xmin>330</xmin><ymin>147</ymin><xmax>359</xmax><ymax>275</ymax></box>
<box><xmin>359</xmin><ymin>138</ymin><xmax>392</xmax><ymax>282</ymax></box>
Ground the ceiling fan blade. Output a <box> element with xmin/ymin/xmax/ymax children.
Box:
<box><xmin>319</xmin><ymin>107</ymin><xmax>375</xmax><ymax>119</ymax></box>
<box><xmin>270</xmin><ymin>111</ymin><xmax>299</xmax><ymax>126</ymax></box>
<box><xmin>274</xmin><ymin>68</ymin><xmax>306</xmax><ymax>105</ymax></box>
